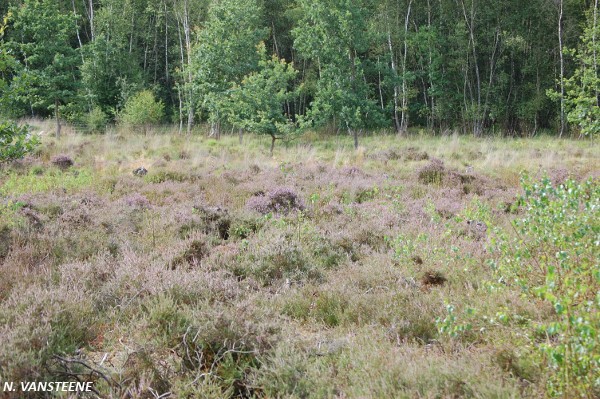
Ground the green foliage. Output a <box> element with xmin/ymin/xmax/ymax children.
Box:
<box><xmin>0</xmin><ymin>120</ymin><xmax>38</xmax><ymax>163</ymax></box>
<box><xmin>2</xmin><ymin>0</ymin><xmax>81</xmax><ymax>119</ymax></box>
<box><xmin>293</xmin><ymin>0</ymin><xmax>383</xmax><ymax>141</ymax></box>
<box><xmin>493</xmin><ymin>176</ymin><xmax>600</xmax><ymax>397</ymax></box>
<box><xmin>564</xmin><ymin>6</ymin><xmax>600</xmax><ymax>137</ymax></box>
<box><xmin>223</xmin><ymin>43</ymin><xmax>300</xmax><ymax>150</ymax></box>
<box><xmin>80</xmin><ymin>35</ymin><xmax>143</xmax><ymax>116</ymax></box>
<box><xmin>436</xmin><ymin>304</ymin><xmax>476</xmax><ymax>338</ymax></box>
<box><xmin>0</xmin><ymin>0</ymin><xmax>593</xmax><ymax>136</ymax></box>
<box><xmin>82</xmin><ymin>106</ymin><xmax>108</xmax><ymax>134</ymax></box>
<box><xmin>119</xmin><ymin>90</ymin><xmax>164</xmax><ymax>131</ymax></box>
<box><xmin>191</xmin><ymin>0</ymin><xmax>267</xmax><ymax>125</ymax></box>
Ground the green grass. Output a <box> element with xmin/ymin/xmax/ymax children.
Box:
<box><xmin>0</xmin><ymin>168</ymin><xmax>95</xmax><ymax>196</ymax></box>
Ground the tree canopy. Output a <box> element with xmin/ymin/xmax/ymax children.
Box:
<box><xmin>0</xmin><ymin>0</ymin><xmax>597</xmax><ymax>139</ymax></box>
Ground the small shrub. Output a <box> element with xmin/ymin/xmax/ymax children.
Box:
<box><xmin>492</xmin><ymin>176</ymin><xmax>600</xmax><ymax>397</ymax></box>
<box><xmin>420</xmin><ymin>270</ymin><xmax>447</xmax><ymax>287</ymax></box>
<box><xmin>417</xmin><ymin>158</ymin><xmax>446</xmax><ymax>185</ymax></box>
<box><xmin>84</xmin><ymin>107</ymin><xmax>108</xmax><ymax>134</ymax></box>
<box><xmin>246</xmin><ymin>187</ymin><xmax>305</xmax><ymax>215</ymax></box>
<box><xmin>119</xmin><ymin>90</ymin><xmax>164</xmax><ymax>133</ymax></box>
<box><xmin>145</xmin><ymin>170</ymin><xmax>187</xmax><ymax>183</ymax></box>
<box><xmin>0</xmin><ymin>120</ymin><xmax>39</xmax><ymax>164</ymax></box>
<box><xmin>405</xmin><ymin>147</ymin><xmax>429</xmax><ymax>161</ymax></box>
<box><xmin>51</xmin><ymin>155</ymin><xmax>74</xmax><ymax>170</ymax></box>
<box><xmin>123</xmin><ymin>193</ymin><xmax>151</xmax><ymax>209</ymax></box>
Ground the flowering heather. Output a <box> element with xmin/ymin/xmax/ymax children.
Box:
<box><xmin>0</xmin><ymin>132</ymin><xmax>595</xmax><ymax>398</ymax></box>
<box><xmin>246</xmin><ymin>187</ymin><xmax>305</xmax><ymax>215</ymax></box>
<box><xmin>123</xmin><ymin>193</ymin><xmax>151</xmax><ymax>209</ymax></box>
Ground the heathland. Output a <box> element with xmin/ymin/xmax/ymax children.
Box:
<box><xmin>0</xmin><ymin>122</ymin><xmax>598</xmax><ymax>398</ymax></box>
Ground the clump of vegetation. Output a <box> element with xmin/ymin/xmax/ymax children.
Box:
<box><xmin>421</xmin><ymin>270</ymin><xmax>447</xmax><ymax>287</ymax></box>
<box><xmin>405</xmin><ymin>147</ymin><xmax>429</xmax><ymax>161</ymax></box>
<box><xmin>51</xmin><ymin>155</ymin><xmax>74</xmax><ymax>169</ymax></box>
<box><xmin>0</xmin><ymin>121</ymin><xmax>39</xmax><ymax>164</ymax></box>
<box><xmin>417</xmin><ymin>158</ymin><xmax>446</xmax><ymax>185</ymax></box>
<box><xmin>83</xmin><ymin>106</ymin><xmax>108</xmax><ymax>134</ymax></box>
<box><xmin>492</xmin><ymin>176</ymin><xmax>599</xmax><ymax>397</ymax></box>
<box><xmin>123</xmin><ymin>193</ymin><xmax>151</xmax><ymax>209</ymax></box>
<box><xmin>119</xmin><ymin>90</ymin><xmax>164</xmax><ymax>133</ymax></box>
<box><xmin>246</xmin><ymin>187</ymin><xmax>305</xmax><ymax>215</ymax></box>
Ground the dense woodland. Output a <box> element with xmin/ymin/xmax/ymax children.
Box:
<box><xmin>0</xmin><ymin>0</ymin><xmax>598</xmax><ymax>141</ymax></box>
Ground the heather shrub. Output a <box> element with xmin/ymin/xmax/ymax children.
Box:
<box><xmin>51</xmin><ymin>155</ymin><xmax>74</xmax><ymax>169</ymax></box>
<box><xmin>246</xmin><ymin>187</ymin><xmax>305</xmax><ymax>215</ymax></box>
<box><xmin>145</xmin><ymin>169</ymin><xmax>188</xmax><ymax>183</ymax></box>
<box><xmin>418</xmin><ymin>158</ymin><xmax>446</xmax><ymax>185</ymax></box>
<box><xmin>192</xmin><ymin>205</ymin><xmax>231</xmax><ymax>240</ymax></box>
<box><xmin>123</xmin><ymin>193</ymin><xmax>151</xmax><ymax>209</ymax></box>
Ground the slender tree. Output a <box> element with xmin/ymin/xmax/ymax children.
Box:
<box><xmin>224</xmin><ymin>43</ymin><xmax>300</xmax><ymax>155</ymax></box>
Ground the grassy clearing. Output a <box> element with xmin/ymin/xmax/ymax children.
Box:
<box><xmin>0</xmin><ymin>126</ymin><xmax>598</xmax><ymax>398</ymax></box>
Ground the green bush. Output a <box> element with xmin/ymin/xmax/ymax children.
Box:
<box><xmin>493</xmin><ymin>176</ymin><xmax>599</xmax><ymax>397</ymax></box>
<box><xmin>0</xmin><ymin>120</ymin><xmax>39</xmax><ymax>163</ymax></box>
<box><xmin>119</xmin><ymin>90</ymin><xmax>164</xmax><ymax>133</ymax></box>
<box><xmin>84</xmin><ymin>106</ymin><xmax>108</xmax><ymax>133</ymax></box>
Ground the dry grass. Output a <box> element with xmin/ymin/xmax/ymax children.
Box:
<box><xmin>0</xmin><ymin>123</ymin><xmax>597</xmax><ymax>398</ymax></box>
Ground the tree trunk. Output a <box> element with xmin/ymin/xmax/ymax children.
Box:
<box><xmin>461</xmin><ymin>0</ymin><xmax>482</xmax><ymax>136</ymax></box>
<box><xmin>187</xmin><ymin>108</ymin><xmax>194</xmax><ymax>135</ymax></box>
<box><xmin>558</xmin><ymin>0</ymin><xmax>566</xmax><ymax>137</ymax></box>
<box><xmin>89</xmin><ymin>0</ymin><xmax>94</xmax><ymax>42</ymax></box>
<box><xmin>352</xmin><ymin>128</ymin><xmax>358</xmax><ymax>150</ymax></box>
<box><xmin>239</xmin><ymin>128</ymin><xmax>243</xmax><ymax>144</ymax></box>
<box><xmin>210</xmin><ymin>121</ymin><xmax>221</xmax><ymax>139</ymax></box>
<box><xmin>270</xmin><ymin>134</ymin><xmax>276</xmax><ymax>156</ymax></box>
<box><xmin>594</xmin><ymin>0</ymin><xmax>599</xmax><ymax>108</ymax></box>
<box><xmin>399</xmin><ymin>0</ymin><xmax>413</xmax><ymax>134</ymax></box>
<box><xmin>387</xmin><ymin>30</ymin><xmax>402</xmax><ymax>133</ymax></box>
<box><xmin>178</xmin><ymin>87</ymin><xmax>183</xmax><ymax>135</ymax></box>
<box><xmin>55</xmin><ymin>99</ymin><xmax>61</xmax><ymax>138</ymax></box>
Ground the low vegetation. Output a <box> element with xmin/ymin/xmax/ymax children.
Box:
<box><xmin>0</xmin><ymin>126</ymin><xmax>598</xmax><ymax>398</ymax></box>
